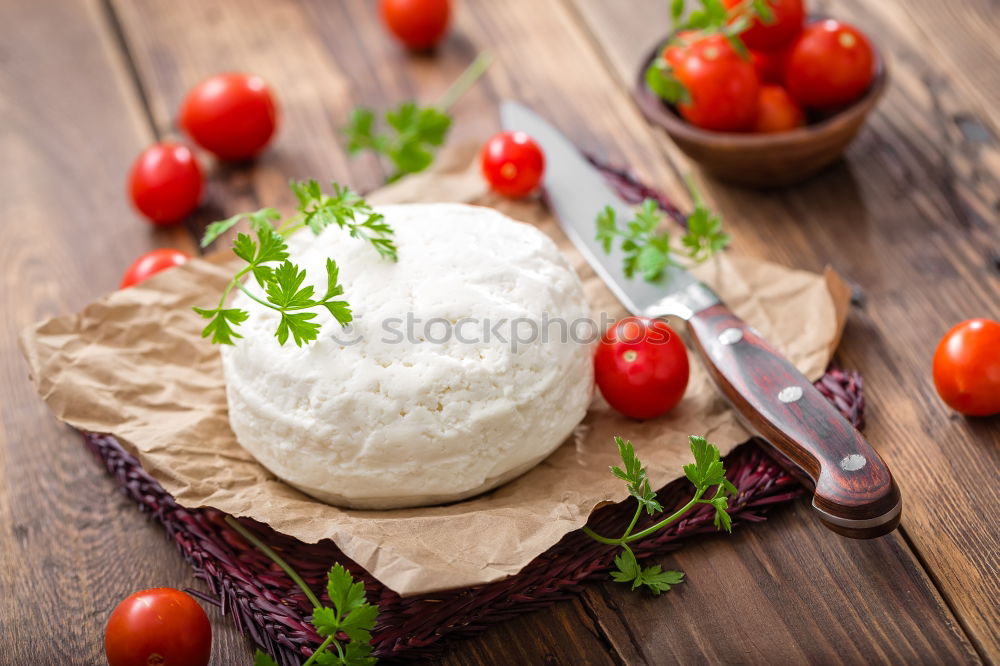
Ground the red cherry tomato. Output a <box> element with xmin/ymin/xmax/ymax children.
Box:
<box><xmin>128</xmin><ymin>142</ymin><xmax>203</xmax><ymax>225</ymax></box>
<box><xmin>120</xmin><ymin>248</ymin><xmax>190</xmax><ymax>288</ymax></box>
<box><xmin>750</xmin><ymin>48</ymin><xmax>787</xmax><ymax>84</ymax></box>
<box><xmin>180</xmin><ymin>73</ymin><xmax>278</xmax><ymax>161</ymax></box>
<box><xmin>480</xmin><ymin>131</ymin><xmax>545</xmax><ymax>198</ymax></box>
<box><xmin>105</xmin><ymin>588</ymin><xmax>211</xmax><ymax>666</ymax></box>
<box><xmin>752</xmin><ymin>84</ymin><xmax>805</xmax><ymax>133</ymax></box>
<box><xmin>595</xmin><ymin>317</ymin><xmax>690</xmax><ymax>420</ymax></box>
<box><xmin>379</xmin><ymin>0</ymin><xmax>450</xmax><ymax>49</ymax></box>
<box><xmin>932</xmin><ymin>318</ymin><xmax>1000</xmax><ymax>417</ymax></box>
<box><xmin>672</xmin><ymin>35</ymin><xmax>760</xmax><ymax>132</ymax></box>
<box><xmin>662</xmin><ymin>30</ymin><xmax>702</xmax><ymax>67</ymax></box>
<box><xmin>723</xmin><ymin>0</ymin><xmax>804</xmax><ymax>52</ymax></box>
<box><xmin>784</xmin><ymin>20</ymin><xmax>875</xmax><ymax>109</ymax></box>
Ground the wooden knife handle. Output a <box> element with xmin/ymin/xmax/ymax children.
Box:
<box><xmin>686</xmin><ymin>304</ymin><xmax>901</xmax><ymax>538</ymax></box>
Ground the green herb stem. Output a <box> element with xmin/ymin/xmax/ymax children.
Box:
<box><xmin>582</xmin><ymin>490</ymin><xmax>704</xmax><ymax>546</ymax></box>
<box><xmin>276</xmin><ymin>213</ymin><xmax>306</xmax><ymax>237</ymax></box>
<box><xmin>224</xmin><ymin>515</ymin><xmax>322</xmax><ymax>609</ymax></box>
<box><xmin>436</xmin><ymin>51</ymin><xmax>493</xmax><ymax>111</ymax></box>
<box><xmin>621</xmin><ymin>504</ymin><xmax>644</xmax><ymax>540</ymax></box>
<box><xmin>302</xmin><ymin>635</ymin><xmax>337</xmax><ymax>666</ymax></box>
<box><xmin>581</xmin><ymin>526</ymin><xmax>621</xmax><ymax>545</ymax></box>
<box><xmin>683</xmin><ymin>172</ymin><xmax>704</xmax><ymax>208</ymax></box>
<box><xmin>622</xmin><ymin>491</ymin><xmax>703</xmax><ymax>543</ymax></box>
<box><xmin>218</xmin><ymin>266</ymin><xmax>252</xmax><ymax>309</ymax></box>
<box><xmin>235</xmin><ymin>283</ymin><xmax>282</xmax><ymax>311</ymax></box>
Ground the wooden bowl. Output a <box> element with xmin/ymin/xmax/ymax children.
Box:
<box><xmin>634</xmin><ymin>38</ymin><xmax>888</xmax><ymax>188</ymax></box>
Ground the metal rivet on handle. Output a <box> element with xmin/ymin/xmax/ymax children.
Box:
<box><xmin>840</xmin><ymin>454</ymin><xmax>867</xmax><ymax>472</ymax></box>
<box><xmin>718</xmin><ymin>327</ymin><xmax>743</xmax><ymax>345</ymax></box>
<box><xmin>778</xmin><ymin>386</ymin><xmax>803</xmax><ymax>403</ymax></box>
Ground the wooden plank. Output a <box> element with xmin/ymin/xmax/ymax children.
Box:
<box><xmin>0</xmin><ymin>0</ymin><xmax>246</xmax><ymax>664</ymax></box>
<box><xmin>569</xmin><ymin>0</ymin><xmax>1000</xmax><ymax>659</ymax></box>
<box><xmin>104</xmin><ymin>0</ymin><xmax>992</xmax><ymax>662</ymax></box>
<box><xmin>439</xmin><ymin>598</ymin><xmax>620</xmax><ymax>666</ymax></box>
<box><xmin>583</xmin><ymin>502</ymin><xmax>978</xmax><ymax>665</ymax></box>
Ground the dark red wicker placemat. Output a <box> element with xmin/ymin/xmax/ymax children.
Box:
<box><xmin>80</xmin><ymin>367</ymin><xmax>863</xmax><ymax>664</ymax></box>
<box><xmin>77</xmin><ymin>162</ymin><xmax>863</xmax><ymax>663</ymax></box>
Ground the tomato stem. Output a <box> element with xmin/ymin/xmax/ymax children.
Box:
<box><xmin>437</xmin><ymin>51</ymin><xmax>493</xmax><ymax>112</ymax></box>
<box><xmin>223</xmin><ymin>516</ymin><xmax>322</xmax><ymax>609</ymax></box>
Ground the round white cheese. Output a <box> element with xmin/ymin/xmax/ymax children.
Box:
<box><xmin>220</xmin><ymin>203</ymin><xmax>594</xmax><ymax>509</ymax></box>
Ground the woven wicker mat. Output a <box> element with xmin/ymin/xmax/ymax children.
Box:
<box><xmin>79</xmin><ymin>368</ymin><xmax>863</xmax><ymax>664</ymax></box>
<box><xmin>77</xmin><ymin>164</ymin><xmax>863</xmax><ymax>663</ymax></box>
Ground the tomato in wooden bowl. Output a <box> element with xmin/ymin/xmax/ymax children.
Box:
<box><xmin>634</xmin><ymin>19</ymin><xmax>887</xmax><ymax>188</ymax></box>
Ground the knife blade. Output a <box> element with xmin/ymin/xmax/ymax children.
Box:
<box><xmin>501</xmin><ymin>101</ymin><xmax>901</xmax><ymax>539</ymax></box>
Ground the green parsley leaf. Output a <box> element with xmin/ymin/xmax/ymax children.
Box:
<box><xmin>201</xmin><ymin>208</ymin><xmax>282</xmax><ymax>248</ymax></box>
<box><xmin>342</xmin><ymin>640</ymin><xmax>377</xmax><ymax>665</ymax></box>
<box><xmin>311</xmin><ymin>606</ymin><xmax>340</xmax><ymax>637</ymax></box>
<box><xmin>276</xmin><ymin>311</ymin><xmax>320</xmax><ymax>347</ymax></box>
<box><xmin>681</xmin><ymin>180</ymin><xmax>731</xmax><ymax>262</ymax></box>
<box><xmin>193</xmin><ymin>307</ymin><xmax>248</xmax><ymax>345</ymax></box>
<box><xmin>610</xmin><ymin>547</ymin><xmax>641</xmax><ymax>584</ymax></box>
<box><xmin>594</xmin><ymin>198</ymin><xmax>677</xmax><ymax>282</ymax></box>
<box><xmin>344</xmin><ymin>101</ymin><xmax>452</xmax><ymax>182</ymax></box>
<box><xmin>304</xmin><ymin>563</ymin><xmax>378</xmax><ymax>665</ymax></box>
<box><xmin>327</xmin><ymin>563</ymin><xmax>367</xmax><ymax>616</ymax></box>
<box><xmin>683</xmin><ymin>435</ymin><xmax>726</xmax><ymax>488</ymax></box>
<box><xmin>611</xmin><ymin>548</ymin><xmax>685</xmax><ymax>595</ymax></box>
<box><xmin>671</xmin><ymin>0</ymin><xmax>685</xmax><ymax>22</ymax></box>
<box><xmin>682</xmin><ymin>0</ymin><xmax>729</xmax><ymax>31</ymax></box>
<box><xmin>340</xmin><ymin>603</ymin><xmax>379</xmax><ymax>644</ymax></box>
<box><xmin>291</xmin><ymin>181</ymin><xmax>398</xmax><ymax>261</ymax></box>
<box><xmin>637</xmin><ymin>236</ymin><xmax>672</xmax><ymax>282</ymax></box>
<box><xmin>312</xmin><ymin>651</ymin><xmax>341</xmax><ymax>666</ymax></box>
<box><xmin>610</xmin><ymin>437</ymin><xmax>663</xmax><ymax>515</ymax></box>
<box><xmin>584</xmin><ymin>434</ymin><xmax>736</xmax><ymax>596</ymax></box>
<box><xmin>203</xmin><ymin>213</ymin><xmax>245</xmax><ymax>248</ymax></box>
<box><xmin>595</xmin><ymin>179</ymin><xmax>729</xmax><ymax>283</ymax></box>
<box><xmin>224</xmin><ymin>517</ymin><xmax>378</xmax><ymax>666</ymax></box>
<box><xmin>344</xmin><ymin>107</ymin><xmax>382</xmax><ymax>154</ymax></box>
<box><xmin>664</xmin><ymin>0</ymin><xmax>774</xmax><ymax>66</ymax></box>
<box><xmin>343</xmin><ymin>54</ymin><xmax>490</xmax><ymax>183</ymax></box>
<box><xmin>232</xmin><ymin>227</ymin><xmax>290</xmax><ymax>267</ymax></box>
<box><xmin>645</xmin><ymin>58</ymin><xmax>691</xmax><ymax>105</ymax></box>
<box><xmin>637</xmin><ymin>564</ymin><xmax>685</xmax><ymax>595</ymax></box>
<box><xmin>323</xmin><ymin>258</ymin><xmax>343</xmax><ymax>301</ymax></box>
<box><xmin>196</xmin><ymin>181</ymin><xmax>388</xmax><ymax>347</ymax></box>
<box><xmin>596</xmin><ymin>206</ymin><xmax>618</xmax><ymax>253</ymax></box>
<box><xmin>253</xmin><ymin>649</ymin><xmax>280</xmax><ymax>666</ymax></box>
<box><xmin>711</xmin><ymin>493</ymin><xmax>734</xmax><ymax>532</ymax></box>
<box><xmin>265</xmin><ymin>261</ymin><xmax>315</xmax><ymax>309</ymax></box>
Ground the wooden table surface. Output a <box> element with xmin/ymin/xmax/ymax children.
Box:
<box><xmin>2</xmin><ymin>0</ymin><xmax>998</xmax><ymax>663</ymax></box>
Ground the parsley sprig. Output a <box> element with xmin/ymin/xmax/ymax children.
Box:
<box><xmin>595</xmin><ymin>175</ymin><xmax>730</xmax><ymax>282</ymax></box>
<box><xmin>344</xmin><ymin>52</ymin><xmax>492</xmax><ymax>182</ymax></box>
<box><xmin>647</xmin><ymin>0</ymin><xmax>774</xmax><ymax>104</ymax></box>
<box><xmin>225</xmin><ymin>517</ymin><xmax>378</xmax><ymax>666</ymax></box>
<box><xmin>584</xmin><ymin>435</ymin><xmax>737</xmax><ymax>594</ymax></box>
<box><xmin>195</xmin><ymin>180</ymin><xmax>396</xmax><ymax>347</ymax></box>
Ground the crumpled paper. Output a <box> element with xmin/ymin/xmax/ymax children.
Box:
<box><xmin>20</xmin><ymin>146</ymin><xmax>848</xmax><ymax>596</ymax></box>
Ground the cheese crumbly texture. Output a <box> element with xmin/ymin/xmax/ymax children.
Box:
<box><xmin>220</xmin><ymin>203</ymin><xmax>594</xmax><ymax>509</ymax></box>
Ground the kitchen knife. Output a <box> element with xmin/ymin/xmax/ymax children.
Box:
<box><xmin>501</xmin><ymin>101</ymin><xmax>901</xmax><ymax>539</ymax></box>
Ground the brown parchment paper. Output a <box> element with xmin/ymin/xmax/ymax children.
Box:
<box><xmin>20</xmin><ymin>146</ymin><xmax>849</xmax><ymax>596</ymax></box>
